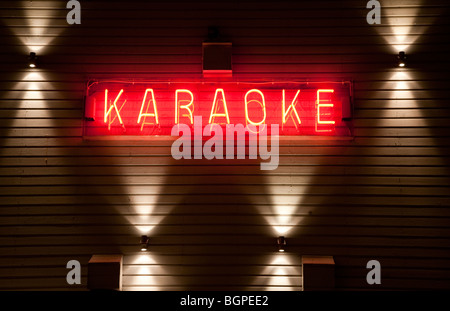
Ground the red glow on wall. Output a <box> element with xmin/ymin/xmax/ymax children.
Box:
<box><xmin>84</xmin><ymin>82</ymin><xmax>352</xmax><ymax>136</ymax></box>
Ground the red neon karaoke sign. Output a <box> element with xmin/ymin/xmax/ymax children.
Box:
<box><xmin>84</xmin><ymin>81</ymin><xmax>352</xmax><ymax>136</ymax></box>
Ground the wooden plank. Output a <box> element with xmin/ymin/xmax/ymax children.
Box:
<box><xmin>2</xmin><ymin>175</ymin><xmax>449</xmax><ymax>187</ymax></box>
<box><xmin>1</xmin><ymin>0</ymin><xmax>448</xmax><ymax>10</ymax></box>
<box><xmin>354</xmin><ymin>127</ymin><xmax>450</xmax><ymax>137</ymax></box>
<box><xmin>1</xmin><ymin>213</ymin><xmax>450</xmax><ymax>227</ymax></box>
<box><xmin>4</xmin><ymin>26</ymin><xmax>442</xmax><ymax>38</ymax></box>
<box><xmin>1</xmin><ymin>184</ymin><xmax>449</xmax><ymax>197</ymax></box>
<box><xmin>2</xmin><ymin>224</ymin><xmax>450</xmax><ymax>239</ymax></box>
<box><xmin>0</xmin><ymin>110</ymin><xmax>82</xmax><ymax>118</ymax></box>
<box><xmin>0</xmin><ymin>267</ymin><xmax>85</xmax><ymax>278</ymax></box>
<box><xmin>1</xmin><ymin>6</ymin><xmax>446</xmax><ymax>18</ymax></box>
<box><xmin>0</xmin><ymin>101</ymin><xmax>82</xmax><ymax>110</ymax></box>
<box><xmin>0</xmin><ymin>119</ymin><xmax>82</xmax><ymax>127</ymax></box>
<box><xmin>0</xmin><ymin>265</ymin><xmax>300</xmax><ymax>278</ymax></box>
<box><xmin>335</xmin><ymin>257</ymin><xmax>450</xmax><ymax>270</ymax></box>
<box><xmin>2</xmin><ymin>203</ymin><xmax>450</xmax><ymax>218</ymax></box>
<box><xmin>4</xmin><ymin>34</ymin><xmax>447</xmax><ymax>49</ymax></box>
<box><xmin>1</xmin><ymin>145</ymin><xmax>449</xmax><ymax>157</ymax></box>
<box><xmin>3</xmin><ymin>51</ymin><xmax>439</xmax><ymax>65</ymax></box>
<box><xmin>3</xmin><ymin>136</ymin><xmax>450</xmax><ymax>147</ymax></box>
<box><xmin>0</xmin><ymin>128</ymin><xmax>83</xmax><ymax>137</ymax></box>
<box><xmin>121</xmin><ymin>275</ymin><xmax>301</xmax><ymax>286</ymax></box>
<box><xmin>3</xmin><ymin>245</ymin><xmax>450</xmax><ymax>257</ymax></box>
<box><xmin>1</xmin><ymin>234</ymin><xmax>450</xmax><ymax>248</ymax></box>
<box><xmin>0</xmin><ymin>155</ymin><xmax>446</xmax><ymax>166</ymax></box>
<box><xmin>0</xmin><ymin>279</ymin><xmax>86</xmax><ymax>290</ymax></box>
<box><xmin>355</xmin><ymin>109</ymin><xmax>450</xmax><ymax>119</ymax></box>
<box><xmin>120</xmin><ymin>285</ymin><xmax>300</xmax><ymax>291</ymax></box>
<box><xmin>1</xmin><ymin>15</ymin><xmax>444</xmax><ymax>28</ymax></box>
<box><xmin>2</xmin><ymin>69</ymin><xmax>448</xmax><ymax>81</ymax></box>
<box><xmin>1</xmin><ymin>193</ymin><xmax>448</xmax><ymax>206</ymax></box>
<box><xmin>2</xmin><ymin>167</ymin><xmax>450</xmax><ymax>180</ymax></box>
<box><xmin>0</xmin><ymin>164</ymin><xmax>448</xmax><ymax>177</ymax></box>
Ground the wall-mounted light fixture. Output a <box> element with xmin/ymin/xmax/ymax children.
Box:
<box><xmin>277</xmin><ymin>236</ymin><xmax>286</xmax><ymax>252</ymax></box>
<box><xmin>397</xmin><ymin>51</ymin><xmax>407</xmax><ymax>67</ymax></box>
<box><xmin>28</xmin><ymin>52</ymin><xmax>37</xmax><ymax>68</ymax></box>
<box><xmin>140</xmin><ymin>235</ymin><xmax>149</xmax><ymax>251</ymax></box>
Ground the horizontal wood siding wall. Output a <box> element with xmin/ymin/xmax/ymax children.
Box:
<box><xmin>1</xmin><ymin>0</ymin><xmax>449</xmax><ymax>290</ymax></box>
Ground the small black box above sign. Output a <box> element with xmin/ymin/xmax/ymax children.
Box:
<box><xmin>202</xmin><ymin>42</ymin><xmax>232</xmax><ymax>77</ymax></box>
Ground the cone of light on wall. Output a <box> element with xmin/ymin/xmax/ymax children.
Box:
<box><xmin>397</xmin><ymin>51</ymin><xmax>406</xmax><ymax>67</ymax></box>
<box><xmin>140</xmin><ymin>235</ymin><xmax>149</xmax><ymax>251</ymax></box>
<box><xmin>277</xmin><ymin>236</ymin><xmax>286</xmax><ymax>252</ymax></box>
<box><xmin>28</xmin><ymin>52</ymin><xmax>37</xmax><ymax>68</ymax></box>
